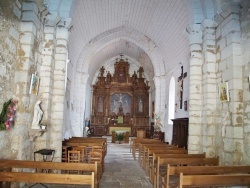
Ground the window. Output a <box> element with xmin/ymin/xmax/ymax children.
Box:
<box><xmin>168</xmin><ymin>77</ymin><xmax>175</xmax><ymax>124</ymax></box>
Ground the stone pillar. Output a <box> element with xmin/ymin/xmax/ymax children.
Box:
<box><xmin>240</xmin><ymin>0</ymin><xmax>250</xmax><ymax>164</ymax></box>
<box><xmin>187</xmin><ymin>24</ymin><xmax>203</xmax><ymax>153</ymax></box>
<box><xmin>50</xmin><ymin>20</ymin><xmax>71</xmax><ymax>162</ymax></box>
<box><xmin>40</xmin><ymin>16</ymin><xmax>58</xmax><ymax>123</ymax></box>
<box><xmin>153</xmin><ymin>75</ymin><xmax>166</xmax><ymax>129</ymax></box>
<box><xmin>201</xmin><ymin>19</ymin><xmax>218</xmax><ymax>157</ymax></box>
<box><xmin>70</xmin><ymin>72</ymin><xmax>89</xmax><ymax>137</ymax></box>
<box><xmin>13</xmin><ymin>1</ymin><xmax>46</xmax><ymax>160</ymax></box>
<box><xmin>216</xmin><ymin>3</ymin><xmax>243</xmax><ymax>164</ymax></box>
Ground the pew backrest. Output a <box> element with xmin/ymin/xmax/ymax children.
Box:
<box><xmin>179</xmin><ymin>173</ymin><xmax>250</xmax><ymax>188</ymax></box>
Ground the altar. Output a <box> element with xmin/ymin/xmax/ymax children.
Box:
<box><xmin>90</xmin><ymin>57</ymin><xmax>150</xmax><ymax>136</ymax></box>
<box><xmin>109</xmin><ymin>126</ymin><xmax>131</xmax><ymax>135</ymax></box>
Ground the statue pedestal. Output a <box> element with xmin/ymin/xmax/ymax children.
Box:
<box><xmin>29</xmin><ymin>129</ymin><xmax>46</xmax><ymax>141</ymax></box>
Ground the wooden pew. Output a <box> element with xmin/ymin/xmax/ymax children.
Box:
<box><xmin>149</xmin><ymin>149</ymin><xmax>188</xmax><ymax>182</ymax></box>
<box><xmin>163</xmin><ymin>164</ymin><xmax>250</xmax><ymax>188</ymax></box>
<box><xmin>139</xmin><ymin>144</ymin><xmax>179</xmax><ymax>169</ymax></box>
<box><xmin>131</xmin><ymin>138</ymin><xmax>162</xmax><ymax>159</ymax></box>
<box><xmin>179</xmin><ymin>173</ymin><xmax>250</xmax><ymax>187</ymax></box>
<box><xmin>0</xmin><ymin>159</ymin><xmax>98</xmax><ymax>188</ymax></box>
<box><xmin>154</xmin><ymin>156</ymin><xmax>219</xmax><ymax>188</ymax></box>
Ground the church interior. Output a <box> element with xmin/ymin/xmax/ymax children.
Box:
<box><xmin>1</xmin><ymin>0</ymin><xmax>250</xmax><ymax>187</ymax></box>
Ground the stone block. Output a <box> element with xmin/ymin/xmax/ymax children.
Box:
<box><xmin>229</xmin><ymin>79</ymin><xmax>243</xmax><ymax>90</ymax></box>
<box><xmin>55</xmin><ymin>54</ymin><xmax>67</xmax><ymax>61</ymax></box>
<box><xmin>227</xmin><ymin>31</ymin><xmax>241</xmax><ymax>44</ymax></box>
<box><xmin>22</xmin><ymin>11</ymin><xmax>41</xmax><ymax>30</ymax></box>
<box><xmin>205</xmin><ymin>124</ymin><xmax>216</xmax><ymax>135</ymax></box>
<box><xmin>44</xmin><ymin>26</ymin><xmax>56</xmax><ymax>34</ymax></box>
<box><xmin>189</xmin><ymin>124</ymin><xmax>202</xmax><ymax>136</ymax></box>
<box><xmin>20</xmin><ymin>22</ymin><xmax>37</xmax><ymax>35</ymax></box>
<box><xmin>229</xmin><ymin>90</ymin><xmax>243</xmax><ymax>103</ymax></box>
<box><xmin>9</xmin><ymin>26</ymin><xmax>19</xmax><ymax>41</ymax></box>
<box><xmin>55</xmin><ymin>61</ymin><xmax>66</xmax><ymax>70</ymax></box>
<box><xmin>19</xmin><ymin>45</ymin><xmax>33</xmax><ymax>59</ymax></box>
<box><xmin>222</xmin><ymin>19</ymin><xmax>241</xmax><ymax>37</ymax></box>
<box><xmin>15</xmin><ymin>71</ymin><xmax>29</xmax><ymax>83</ymax></box>
<box><xmin>222</xmin><ymin>69</ymin><xmax>233</xmax><ymax>81</ymax></box>
<box><xmin>244</xmin><ymin>125</ymin><xmax>250</xmax><ymax>133</ymax></box>
<box><xmin>221</xmin><ymin>45</ymin><xmax>233</xmax><ymax>61</ymax></box>
<box><xmin>217</xmin><ymin>37</ymin><xmax>226</xmax><ymax>49</ymax></box>
<box><xmin>22</xmin><ymin>2</ymin><xmax>39</xmax><ymax>15</ymax></box>
<box><xmin>218</xmin><ymin>60</ymin><xmax>226</xmax><ymax>72</ymax></box>
<box><xmin>188</xmin><ymin>135</ymin><xmax>200</xmax><ymax>144</ymax></box>
<box><xmin>56</xmin><ymin>28</ymin><xmax>69</xmax><ymax>39</ymax></box>
<box><xmin>56</xmin><ymin>39</ymin><xmax>68</xmax><ymax>46</ymax></box>
<box><xmin>13</xmin><ymin>5</ymin><xmax>21</xmax><ymax>19</ymax></box>
<box><xmin>190</xmin><ymin>66</ymin><xmax>202</xmax><ymax>76</ymax></box>
<box><xmin>44</xmin><ymin>33</ymin><xmax>55</xmax><ymax>41</ymax></box>
<box><xmin>20</xmin><ymin>32</ymin><xmax>35</xmax><ymax>44</ymax></box>
<box><xmin>231</xmin><ymin>114</ymin><xmax>243</xmax><ymax>126</ymax></box>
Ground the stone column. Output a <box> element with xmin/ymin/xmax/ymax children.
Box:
<box><xmin>50</xmin><ymin>20</ymin><xmax>71</xmax><ymax>162</ymax></box>
<box><xmin>40</xmin><ymin>14</ymin><xmax>60</xmax><ymax>124</ymax></box>
<box><xmin>187</xmin><ymin>24</ymin><xmax>203</xmax><ymax>153</ymax></box>
<box><xmin>13</xmin><ymin>1</ymin><xmax>46</xmax><ymax>160</ymax></box>
<box><xmin>216</xmin><ymin>3</ymin><xmax>243</xmax><ymax>164</ymax></box>
<box><xmin>201</xmin><ymin>19</ymin><xmax>218</xmax><ymax>157</ymax></box>
<box><xmin>71</xmin><ymin>72</ymin><xmax>89</xmax><ymax>137</ymax></box>
<box><xmin>240</xmin><ymin>0</ymin><xmax>250</xmax><ymax>164</ymax></box>
<box><xmin>153</xmin><ymin>75</ymin><xmax>166</xmax><ymax>129</ymax></box>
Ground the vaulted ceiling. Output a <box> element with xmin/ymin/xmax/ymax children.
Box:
<box><xmin>44</xmin><ymin>0</ymin><xmax>223</xmax><ymax>86</ymax></box>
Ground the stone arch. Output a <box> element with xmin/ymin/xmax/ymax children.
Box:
<box><xmin>75</xmin><ymin>26</ymin><xmax>166</xmax><ymax>80</ymax></box>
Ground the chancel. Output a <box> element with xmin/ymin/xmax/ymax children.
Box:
<box><xmin>1</xmin><ymin>0</ymin><xmax>250</xmax><ymax>187</ymax></box>
<box><xmin>91</xmin><ymin>57</ymin><xmax>150</xmax><ymax>136</ymax></box>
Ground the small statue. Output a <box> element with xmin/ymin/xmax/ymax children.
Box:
<box><xmin>106</xmin><ymin>71</ymin><xmax>111</xmax><ymax>83</ymax></box>
<box><xmin>137</xmin><ymin>67</ymin><xmax>144</xmax><ymax>78</ymax></box>
<box><xmin>100</xmin><ymin>66</ymin><xmax>105</xmax><ymax>77</ymax></box>
<box><xmin>31</xmin><ymin>100</ymin><xmax>43</xmax><ymax>129</ymax></box>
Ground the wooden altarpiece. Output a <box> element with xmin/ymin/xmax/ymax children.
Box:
<box><xmin>91</xmin><ymin>58</ymin><xmax>150</xmax><ymax>136</ymax></box>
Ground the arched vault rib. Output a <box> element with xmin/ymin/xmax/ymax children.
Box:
<box><xmin>75</xmin><ymin>26</ymin><xmax>166</xmax><ymax>80</ymax></box>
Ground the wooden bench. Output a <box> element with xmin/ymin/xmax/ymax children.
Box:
<box><xmin>131</xmin><ymin>138</ymin><xmax>162</xmax><ymax>159</ymax></box>
<box><xmin>0</xmin><ymin>159</ymin><xmax>98</xmax><ymax>188</ymax></box>
<box><xmin>154</xmin><ymin>156</ymin><xmax>219</xmax><ymax>188</ymax></box>
<box><xmin>179</xmin><ymin>173</ymin><xmax>250</xmax><ymax>187</ymax></box>
<box><xmin>163</xmin><ymin>165</ymin><xmax>250</xmax><ymax>188</ymax></box>
<box><xmin>139</xmin><ymin>144</ymin><xmax>179</xmax><ymax>169</ymax></box>
<box><xmin>149</xmin><ymin>149</ymin><xmax>188</xmax><ymax>182</ymax></box>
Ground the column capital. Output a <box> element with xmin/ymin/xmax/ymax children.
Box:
<box><xmin>44</xmin><ymin>12</ymin><xmax>60</xmax><ymax>27</ymax></box>
<box><xmin>201</xmin><ymin>19</ymin><xmax>218</xmax><ymax>29</ymax></box>
<box><xmin>58</xmin><ymin>18</ymin><xmax>73</xmax><ymax>30</ymax></box>
<box><xmin>186</xmin><ymin>24</ymin><xmax>202</xmax><ymax>45</ymax></box>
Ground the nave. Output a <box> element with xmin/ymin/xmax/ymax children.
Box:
<box><xmin>99</xmin><ymin>138</ymin><xmax>152</xmax><ymax>188</ymax></box>
<box><xmin>32</xmin><ymin>137</ymin><xmax>152</xmax><ymax>188</ymax></box>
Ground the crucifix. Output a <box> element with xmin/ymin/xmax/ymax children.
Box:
<box><xmin>178</xmin><ymin>66</ymin><xmax>187</xmax><ymax>109</ymax></box>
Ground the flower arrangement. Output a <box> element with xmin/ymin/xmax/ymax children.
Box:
<box><xmin>0</xmin><ymin>99</ymin><xmax>17</xmax><ymax>131</ymax></box>
<box><xmin>154</xmin><ymin>113</ymin><xmax>163</xmax><ymax>131</ymax></box>
<box><xmin>116</xmin><ymin>133</ymin><xmax>124</xmax><ymax>143</ymax></box>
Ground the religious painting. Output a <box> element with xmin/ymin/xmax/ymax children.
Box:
<box><xmin>219</xmin><ymin>82</ymin><xmax>229</xmax><ymax>102</ymax></box>
<box><xmin>138</xmin><ymin>96</ymin><xmax>143</xmax><ymax>113</ymax></box>
<box><xmin>29</xmin><ymin>74</ymin><xmax>40</xmax><ymax>95</ymax></box>
<box><xmin>110</xmin><ymin>93</ymin><xmax>132</xmax><ymax>115</ymax></box>
<box><xmin>97</xmin><ymin>96</ymin><xmax>104</xmax><ymax>112</ymax></box>
<box><xmin>184</xmin><ymin>100</ymin><xmax>188</xmax><ymax>111</ymax></box>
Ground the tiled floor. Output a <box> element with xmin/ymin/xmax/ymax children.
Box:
<box><xmin>27</xmin><ymin>137</ymin><xmax>153</xmax><ymax>188</ymax></box>
<box><xmin>99</xmin><ymin>139</ymin><xmax>152</xmax><ymax>188</ymax></box>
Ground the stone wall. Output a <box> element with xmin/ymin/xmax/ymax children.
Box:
<box><xmin>0</xmin><ymin>0</ymin><xmax>21</xmax><ymax>159</ymax></box>
<box><xmin>187</xmin><ymin>1</ymin><xmax>250</xmax><ymax>164</ymax></box>
<box><xmin>0</xmin><ymin>0</ymin><xmax>69</xmax><ymax>165</ymax></box>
